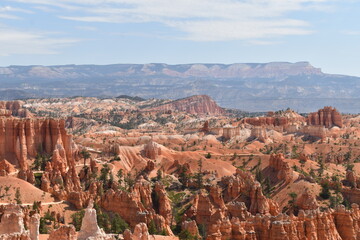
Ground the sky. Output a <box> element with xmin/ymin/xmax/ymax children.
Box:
<box><xmin>0</xmin><ymin>0</ymin><xmax>360</xmax><ymax>76</ymax></box>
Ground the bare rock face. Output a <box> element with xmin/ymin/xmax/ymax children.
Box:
<box><xmin>249</xmin><ymin>181</ymin><xmax>279</xmax><ymax>215</ymax></box>
<box><xmin>198</xmin><ymin>205</ymin><xmax>360</xmax><ymax>239</ymax></box>
<box><xmin>181</xmin><ymin>220</ymin><xmax>200</xmax><ymax>239</ymax></box>
<box><xmin>250</xmin><ymin>127</ymin><xmax>267</xmax><ymax>142</ymax></box>
<box><xmin>78</xmin><ymin>200</ymin><xmax>113</xmax><ymax>240</ymax></box>
<box><xmin>0</xmin><ymin>118</ymin><xmax>79</xmax><ymax>172</ymax></box>
<box><xmin>0</xmin><ymin>205</ymin><xmax>26</xmax><ymax>235</ymax></box>
<box><xmin>333</xmin><ymin>205</ymin><xmax>359</xmax><ymax>240</ymax></box>
<box><xmin>200</xmin><ymin>121</ymin><xmax>209</xmax><ymax>133</ymax></box>
<box><xmin>0</xmin><ymin>101</ymin><xmax>32</xmax><ymax>118</ymax></box>
<box><xmin>341</xmin><ymin>187</ymin><xmax>360</xmax><ymax>206</ymax></box>
<box><xmin>0</xmin><ymin>109</ymin><xmax>12</xmax><ymax>117</ymax></box>
<box><xmin>295</xmin><ymin>190</ymin><xmax>319</xmax><ymax>210</ymax></box>
<box><xmin>143</xmin><ymin>140</ymin><xmax>161</xmax><ymax>160</ymax></box>
<box><xmin>154</xmin><ymin>182</ymin><xmax>172</xmax><ymax>226</ymax></box>
<box><xmin>0</xmin><ymin>160</ymin><xmax>16</xmax><ymax>175</ymax></box>
<box><xmin>307</xmin><ymin>106</ymin><xmax>343</xmax><ymax>128</ymax></box>
<box><xmin>0</xmin><ymin>204</ymin><xmax>38</xmax><ymax>240</ymax></box>
<box><xmin>346</xmin><ymin>170</ymin><xmax>360</xmax><ymax>188</ymax></box>
<box><xmin>147</xmin><ymin>95</ymin><xmax>224</xmax><ymax>115</ymax></box>
<box><xmin>0</xmin><ymin>117</ymin><xmax>84</xmax><ymax>201</ymax></box>
<box><xmin>123</xmin><ymin>223</ymin><xmax>149</xmax><ymax>240</ymax></box>
<box><xmin>101</xmin><ymin>178</ymin><xmax>173</xmax><ymax>235</ymax></box>
<box><xmin>29</xmin><ymin>214</ymin><xmax>40</xmax><ymax>240</ymax></box>
<box><xmin>300</xmin><ymin>125</ymin><xmax>327</xmax><ymax>140</ymax></box>
<box><xmin>186</xmin><ymin>169</ymin><xmax>280</xmax><ymax>238</ymax></box>
<box><xmin>48</xmin><ymin>225</ymin><xmax>77</xmax><ymax>240</ymax></box>
<box><xmin>242</xmin><ymin>110</ymin><xmax>305</xmax><ymax>127</ymax></box>
<box><xmin>269</xmin><ymin>153</ymin><xmax>293</xmax><ymax>183</ymax></box>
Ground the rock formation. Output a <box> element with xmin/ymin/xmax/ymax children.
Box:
<box><xmin>346</xmin><ymin>170</ymin><xmax>360</xmax><ymax>188</ymax></box>
<box><xmin>181</xmin><ymin>220</ymin><xmax>201</xmax><ymax>239</ymax></box>
<box><xmin>29</xmin><ymin>214</ymin><xmax>40</xmax><ymax>240</ymax></box>
<box><xmin>200</xmin><ymin>121</ymin><xmax>209</xmax><ymax>133</ymax></box>
<box><xmin>78</xmin><ymin>200</ymin><xmax>113</xmax><ymax>240</ymax></box>
<box><xmin>307</xmin><ymin>106</ymin><xmax>343</xmax><ymax>128</ymax></box>
<box><xmin>146</xmin><ymin>95</ymin><xmax>225</xmax><ymax>115</ymax></box>
<box><xmin>0</xmin><ymin>101</ymin><xmax>32</xmax><ymax>118</ymax></box>
<box><xmin>188</xmin><ymin>203</ymin><xmax>360</xmax><ymax>239</ymax></box>
<box><xmin>101</xmin><ymin>178</ymin><xmax>173</xmax><ymax>234</ymax></box>
<box><xmin>0</xmin><ymin>204</ymin><xmax>39</xmax><ymax>240</ymax></box>
<box><xmin>250</xmin><ymin>127</ymin><xmax>268</xmax><ymax>142</ymax></box>
<box><xmin>269</xmin><ymin>153</ymin><xmax>293</xmax><ymax>183</ymax></box>
<box><xmin>295</xmin><ymin>190</ymin><xmax>319</xmax><ymax>210</ymax></box>
<box><xmin>186</xmin><ymin>169</ymin><xmax>279</xmax><ymax>235</ymax></box>
<box><xmin>48</xmin><ymin>225</ymin><xmax>77</xmax><ymax>240</ymax></box>
<box><xmin>0</xmin><ymin>118</ymin><xmax>79</xmax><ymax>171</ymax></box>
<box><xmin>143</xmin><ymin>140</ymin><xmax>161</xmax><ymax>160</ymax></box>
<box><xmin>300</xmin><ymin>125</ymin><xmax>327</xmax><ymax>140</ymax></box>
<box><xmin>0</xmin><ymin>205</ymin><xmax>27</xmax><ymax>236</ymax></box>
<box><xmin>123</xmin><ymin>223</ymin><xmax>149</xmax><ymax>240</ymax></box>
<box><xmin>0</xmin><ymin>116</ymin><xmax>83</xmax><ymax>202</ymax></box>
<box><xmin>0</xmin><ymin>159</ymin><xmax>16</xmax><ymax>176</ymax></box>
<box><xmin>242</xmin><ymin>110</ymin><xmax>305</xmax><ymax>127</ymax></box>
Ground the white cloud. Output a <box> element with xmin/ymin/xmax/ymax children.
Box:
<box><xmin>9</xmin><ymin>0</ymin><xmax>332</xmax><ymax>41</ymax></box>
<box><xmin>0</xmin><ymin>5</ymin><xmax>33</xmax><ymax>19</ymax></box>
<box><xmin>342</xmin><ymin>30</ymin><xmax>360</xmax><ymax>36</ymax></box>
<box><xmin>0</xmin><ymin>27</ymin><xmax>80</xmax><ymax>56</ymax></box>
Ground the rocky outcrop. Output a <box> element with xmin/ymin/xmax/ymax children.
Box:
<box><xmin>250</xmin><ymin>127</ymin><xmax>267</xmax><ymax>142</ymax></box>
<box><xmin>0</xmin><ymin>101</ymin><xmax>32</xmax><ymax>118</ymax></box>
<box><xmin>146</xmin><ymin>95</ymin><xmax>224</xmax><ymax>115</ymax></box>
<box><xmin>341</xmin><ymin>187</ymin><xmax>360</xmax><ymax>205</ymax></box>
<box><xmin>0</xmin><ymin>117</ymin><xmax>82</xmax><ymax>201</ymax></box>
<box><xmin>249</xmin><ymin>181</ymin><xmax>279</xmax><ymax>215</ymax></box>
<box><xmin>143</xmin><ymin>141</ymin><xmax>161</xmax><ymax>160</ymax></box>
<box><xmin>48</xmin><ymin>225</ymin><xmax>77</xmax><ymax>240</ymax></box>
<box><xmin>333</xmin><ymin>205</ymin><xmax>357</xmax><ymax>240</ymax></box>
<box><xmin>198</xmin><ymin>205</ymin><xmax>360</xmax><ymax>239</ymax></box>
<box><xmin>78</xmin><ymin>200</ymin><xmax>113</xmax><ymax>240</ymax></box>
<box><xmin>0</xmin><ymin>205</ymin><xmax>36</xmax><ymax>240</ymax></box>
<box><xmin>101</xmin><ymin>178</ymin><xmax>173</xmax><ymax>235</ymax></box>
<box><xmin>185</xmin><ymin>169</ymin><xmax>279</xmax><ymax>237</ymax></box>
<box><xmin>29</xmin><ymin>214</ymin><xmax>39</xmax><ymax>240</ymax></box>
<box><xmin>242</xmin><ymin>110</ymin><xmax>305</xmax><ymax>127</ymax></box>
<box><xmin>307</xmin><ymin>106</ymin><xmax>343</xmax><ymax>128</ymax></box>
<box><xmin>181</xmin><ymin>220</ymin><xmax>200</xmax><ymax>239</ymax></box>
<box><xmin>300</xmin><ymin>125</ymin><xmax>327</xmax><ymax>140</ymax></box>
<box><xmin>0</xmin><ymin>205</ymin><xmax>27</xmax><ymax>236</ymax></box>
<box><xmin>0</xmin><ymin>118</ymin><xmax>79</xmax><ymax>171</ymax></box>
<box><xmin>346</xmin><ymin>170</ymin><xmax>360</xmax><ymax>188</ymax></box>
<box><xmin>123</xmin><ymin>223</ymin><xmax>149</xmax><ymax>240</ymax></box>
<box><xmin>269</xmin><ymin>153</ymin><xmax>293</xmax><ymax>183</ymax></box>
<box><xmin>295</xmin><ymin>190</ymin><xmax>319</xmax><ymax>210</ymax></box>
<box><xmin>0</xmin><ymin>160</ymin><xmax>16</xmax><ymax>175</ymax></box>
<box><xmin>0</xmin><ymin>109</ymin><xmax>12</xmax><ymax>118</ymax></box>
<box><xmin>153</xmin><ymin>183</ymin><xmax>172</xmax><ymax>226</ymax></box>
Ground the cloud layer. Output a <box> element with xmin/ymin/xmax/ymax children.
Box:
<box><xmin>10</xmin><ymin>0</ymin><xmax>330</xmax><ymax>41</ymax></box>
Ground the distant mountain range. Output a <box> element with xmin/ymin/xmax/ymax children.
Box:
<box><xmin>1</xmin><ymin>62</ymin><xmax>360</xmax><ymax>113</ymax></box>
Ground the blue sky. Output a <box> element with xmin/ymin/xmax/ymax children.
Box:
<box><xmin>0</xmin><ymin>0</ymin><xmax>359</xmax><ymax>76</ymax></box>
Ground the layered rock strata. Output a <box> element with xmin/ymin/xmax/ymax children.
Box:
<box><xmin>0</xmin><ymin>118</ymin><xmax>79</xmax><ymax>170</ymax></box>
<box><xmin>307</xmin><ymin>106</ymin><xmax>343</xmax><ymax>128</ymax></box>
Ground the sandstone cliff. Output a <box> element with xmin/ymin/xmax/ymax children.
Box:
<box><xmin>0</xmin><ymin>118</ymin><xmax>79</xmax><ymax>171</ymax></box>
